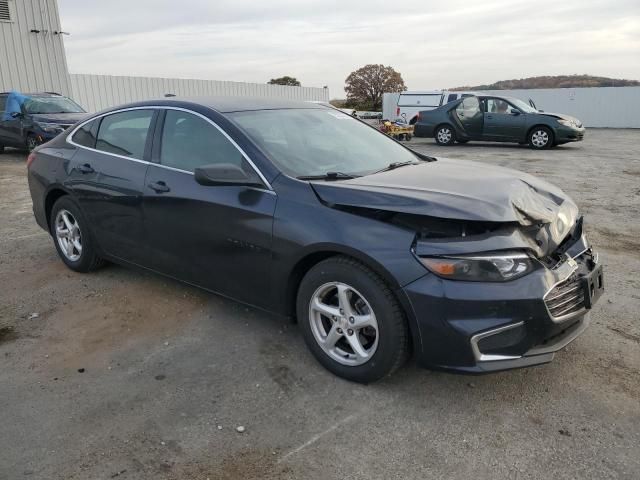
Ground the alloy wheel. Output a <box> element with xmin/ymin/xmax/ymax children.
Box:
<box><xmin>308</xmin><ymin>282</ymin><xmax>379</xmax><ymax>366</ymax></box>
<box><xmin>55</xmin><ymin>209</ymin><xmax>82</xmax><ymax>262</ymax></box>
<box><xmin>437</xmin><ymin>128</ymin><xmax>452</xmax><ymax>144</ymax></box>
<box><xmin>531</xmin><ymin>129</ymin><xmax>549</xmax><ymax>148</ymax></box>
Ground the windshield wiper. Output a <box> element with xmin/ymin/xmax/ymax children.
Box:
<box><xmin>297</xmin><ymin>172</ymin><xmax>358</xmax><ymax>181</ymax></box>
<box><xmin>372</xmin><ymin>160</ymin><xmax>420</xmax><ymax>174</ymax></box>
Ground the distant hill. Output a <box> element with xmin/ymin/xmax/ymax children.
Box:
<box><xmin>451</xmin><ymin>75</ymin><xmax>640</xmax><ymax>91</ymax></box>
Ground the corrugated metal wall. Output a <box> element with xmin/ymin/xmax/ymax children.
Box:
<box><xmin>0</xmin><ymin>0</ymin><xmax>71</xmax><ymax>94</ymax></box>
<box><xmin>69</xmin><ymin>74</ymin><xmax>330</xmax><ymax>112</ymax></box>
<box><xmin>478</xmin><ymin>86</ymin><xmax>640</xmax><ymax>128</ymax></box>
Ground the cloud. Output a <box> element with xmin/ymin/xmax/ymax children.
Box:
<box><xmin>58</xmin><ymin>0</ymin><xmax>640</xmax><ymax>97</ymax></box>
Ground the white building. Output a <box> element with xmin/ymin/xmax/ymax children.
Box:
<box><xmin>0</xmin><ymin>0</ymin><xmax>71</xmax><ymax>95</ymax></box>
<box><xmin>0</xmin><ymin>0</ymin><xmax>328</xmax><ymax>110</ymax></box>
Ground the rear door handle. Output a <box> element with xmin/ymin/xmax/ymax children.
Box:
<box><xmin>78</xmin><ymin>163</ymin><xmax>94</xmax><ymax>174</ymax></box>
<box><xmin>486</xmin><ymin>115</ymin><xmax>493</xmax><ymax>119</ymax></box>
<box><xmin>148</xmin><ymin>181</ymin><xmax>170</xmax><ymax>193</ymax></box>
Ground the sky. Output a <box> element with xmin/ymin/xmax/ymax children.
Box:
<box><xmin>58</xmin><ymin>0</ymin><xmax>640</xmax><ymax>98</ymax></box>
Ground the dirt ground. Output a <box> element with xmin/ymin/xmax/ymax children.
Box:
<box><xmin>1</xmin><ymin>129</ymin><xmax>639</xmax><ymax>480</ymax></box>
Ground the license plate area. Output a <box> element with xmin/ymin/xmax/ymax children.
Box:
<box><xmin>582</xmin><ymin>264</ymin><xmax>604</xmax><ymax>309</ymax></box>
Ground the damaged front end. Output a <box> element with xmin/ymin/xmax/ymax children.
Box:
<box><xmin>309</xmin><ymin>160</ymin><xmax>603</xmax><ymax>372</ymax></box>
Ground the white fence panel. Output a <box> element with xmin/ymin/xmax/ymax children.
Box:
<box><xmin>69</xmin><ymin>73</ymin><xmax>329</xmax><ymax>112</ymax></box>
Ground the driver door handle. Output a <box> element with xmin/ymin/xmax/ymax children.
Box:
<box><xmin>148</xmin><ymin>181</ymin><xmax>170</xmax><ymax>193</ymax></box>
<box><xmin>78</xmin><ymin>163</ymin><xmax>94</xmax><ymax>174</ymax></box>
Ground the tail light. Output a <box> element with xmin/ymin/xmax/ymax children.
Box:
<box><xmin>396</xmin><ymin>107</ymin><xmax>400</xmax><ymax>116</ymax></box>
<box><xmin>27</xmin><ymin>152</ymin><xmax>37</xmax><ymax>169</ymax></box>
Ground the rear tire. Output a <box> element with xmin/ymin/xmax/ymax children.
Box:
<box><xmin>297</xmin><ymin>256</ymin><xmax>409</xmax><ymax>383</ymax></box>
<box><xmin>0</xmin><ymin>144</ymin><xmax>4</xmax><ymax>154</ymax></box>
<box><xmin>26</xmin><ymin>134</ymin><xmax>39</xmax><ymax>152</ymax></box>
<box><xmin>50</xmin><ymin>196</ymin><xmax>104</xmax><ymax>273</ymax></box>
<box><xmin>528</xmin><ymin>126</ymin><xmax>553</xmax><ymax>149</ymax></box>
<box><xmin>435</xmin><ymin>125</ymin><xmax>455</xmax><ymax>146</ymax></box>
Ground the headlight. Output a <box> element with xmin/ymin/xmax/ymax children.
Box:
<box><xmin>35</xmin><ymin>122</ymin><xmax>65</xmax><ymax>134</ymax></box>
<box><xmin>557</xmin><ymin>118</ymin><xmax>581</xmax><ymax>128</ymax></box>
<box><xmin>418</xmin><ymin>251</ymin><xmax>534</xmax><ymax>282</ymax></box>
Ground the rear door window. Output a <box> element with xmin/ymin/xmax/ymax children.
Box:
<box><xmin>95</xmin><ymin>110</ymin><xmax>154</xmax><ymax>159</ymax></box>
<box><xmin>456</xmin><ymin>96</ymin><xmax>481</xmax><ymax>120</ymax></box>
<box><xmin>398</xmin><ymin>94</ymin><xmax>442</xmax><ymax>108</ymax></box>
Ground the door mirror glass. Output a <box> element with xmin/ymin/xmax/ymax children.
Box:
<box><xmin>10</xmin><ymin>111</ymin><xmax>22</xmax><ymax>119</ymax></box>
<box><xmin>510</xmin><ymin>108</ymin><xmax>521</xmax><ymax>115</ymax></box>
<box><xmin>194</xmin><ymin>163</ymin><xmax>263</xmax><ymax>188</ymax></box>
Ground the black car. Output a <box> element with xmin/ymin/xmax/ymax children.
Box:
<box><xmin>414</xmin><ymin>95</ymin><xmax>585</xmax><ymax>149</ymax></box>
<box><xmin>27</xmin><ymin>97</ymin><xmax>603</xmax><ymax>383</ymax></box>
<box><xmin>0</xmin><ymin>92</ymin><xmax>87</xmax><ymax>152</ymax></box>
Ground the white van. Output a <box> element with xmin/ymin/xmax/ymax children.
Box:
<box><xmin>382</xmin><ymin>90</ymin><xmax>475</xmax><ymax>124</ymax></box>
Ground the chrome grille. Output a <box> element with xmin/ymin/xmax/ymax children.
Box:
<box><xmin>545</xmin><ymin>277</ymin><xmax>585</xmax><ymax>320</ymax></box>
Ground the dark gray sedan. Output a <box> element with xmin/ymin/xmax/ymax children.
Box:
<box><xmin>414</xmin><ymin>95</ymin><xmax>585</xmax><ymax>149</ymax></box>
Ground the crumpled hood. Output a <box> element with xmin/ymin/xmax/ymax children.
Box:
<box><xmin>311</xmin><ymin>158</ymin><xmax>579</xmax><ymax>247</ymax></box>
<box><xmin>538</xmin><ymin>111</ymin><xmax>583</xmax><ymax>126</ymax></box>
<box><xmin>31</xmin><ymin>112</ymin><xmax>87</xmax><ymax>124</ymax></box>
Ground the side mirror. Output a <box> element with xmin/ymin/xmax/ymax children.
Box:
<box><xmin>10</xmin><ymin>111</ymin><xmax>23</xmax><ymax>119</ymax></box>
<box><xmin>194</xmin><ymin>163</ymin><xmax>264</xmax><ymax>188</ymax></box>
<box><xmin>510</xmin><ymin>109</ymin><xmax>521</xmax><ymax>115</ymax></box>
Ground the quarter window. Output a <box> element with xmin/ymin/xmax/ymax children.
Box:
<box><xmin>95</xmin><ymin>110</ymin><xmax>154</xmax><ymax>159</ymax></box>
<box><xmin>160</xmin><ymin>110</ymin><xmax>244</xmax><ymax>172</ymax></box>
<box><xmin>72</xmin><ymin>119</ymin><xmax>98</xmax><ymax>148</ymax></box>
<box><xmin>0</xmin><ymin>95</ymin><xmax>7</xmax><ymax>113</ymax></box>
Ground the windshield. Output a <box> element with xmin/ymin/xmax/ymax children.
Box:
<box><xmin>507</xmin><ymin>98</ymin><xmax>538</xmax><ymax>113</ymax></box>
<box><xmin>23</xmin><ymin>96</ymin><xmax>85</xmax><ymax>114</ymax></box>
<box><xmin>229</xmin><ymin>108</ymin><xmax>419</xmax><ymax>178</ymax></box>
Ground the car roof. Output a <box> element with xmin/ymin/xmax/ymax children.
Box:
<box><xmin>136</xmin><ymin>96</ymin><xmax>328</xmax><ymax>113</ymax></box>
<box><xmin>0</xmin><ymin>92</ymin><xmax>64</xmax><ymax>97</ymax></box>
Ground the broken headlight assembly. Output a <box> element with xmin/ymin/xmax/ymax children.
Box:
<box><xmin>418</xmin><ymin>252</ymin><xmax>534</xmax><ymax>282</ymax></box>
<box><xmin>35</xmin><ymin>122</ymin><xmax>66</xmax><ymax>134</ymax></box>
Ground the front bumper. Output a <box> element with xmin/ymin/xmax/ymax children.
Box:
<box><xmin>402</xmin><ymin>242</ymin><xmax>603</xmax><ymax>373</ymax></box>
<box><xmin>555</xmin><ymin>125</ymin><xmax>585</xmax><ymax>143</ymax></box>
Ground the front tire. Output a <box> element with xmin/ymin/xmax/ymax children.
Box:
<box><xmin>528</xmin><ymin>127</ymin><xmax>553</xmax><ymax>149</ymax></box>
<box><xmin>435</xmin><ymin>125</ymin><xmax>455</xmax><ymax>146</ymax></box>
<box><xmin>297</xmin><ymin>256</ymin><xmax>409</xmax><ymax>383</ymax></box>
<box><xmin>50</xmin><ymin>196</ymin><xmax>104</xmax><ymax>273</ymax></box>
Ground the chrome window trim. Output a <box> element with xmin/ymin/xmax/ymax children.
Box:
<box><xmin>66</xmin><ymin>105</ymin><xmax>274</xmax><ymax>192</ymax></box>
<box><xmin>470</xmin><ymin>321</ymin><xmax>525</xmax><ymax>362</ymax></box>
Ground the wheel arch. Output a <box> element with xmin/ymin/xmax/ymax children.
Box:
<box><xmin>285</xmin><ymin>246</ymin><xmax>422</xmax><ymax>353</ymax></box>
<box><xmin>526</xmin><ymin>124</ymin><xmax>554</xmax><ymax>143</ymax></box>
<box><xmin>44</xmin><ymin>186</ymin><xmax>71</xmax><ymax>230</ymax></box>
<box><xmin>285</xmin><ymin>245</ymin><xmax>404</xmax><ymax>317</ymax></box>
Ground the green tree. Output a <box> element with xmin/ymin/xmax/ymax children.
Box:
<box><xmin>345</xmin><ymin>64</ymin><xmax>406</xmax><ymax>110</ymax></box>
<box><xmin>268</xmin><ymin>76</ymin><xmax>301</xmax><ymax>87</ymax></box>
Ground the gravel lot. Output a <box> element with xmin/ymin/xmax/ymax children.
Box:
<box><xmin>1</xmin><ymin>129</ymin><xmax>639</xmax><ymax>480</ymax></box>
